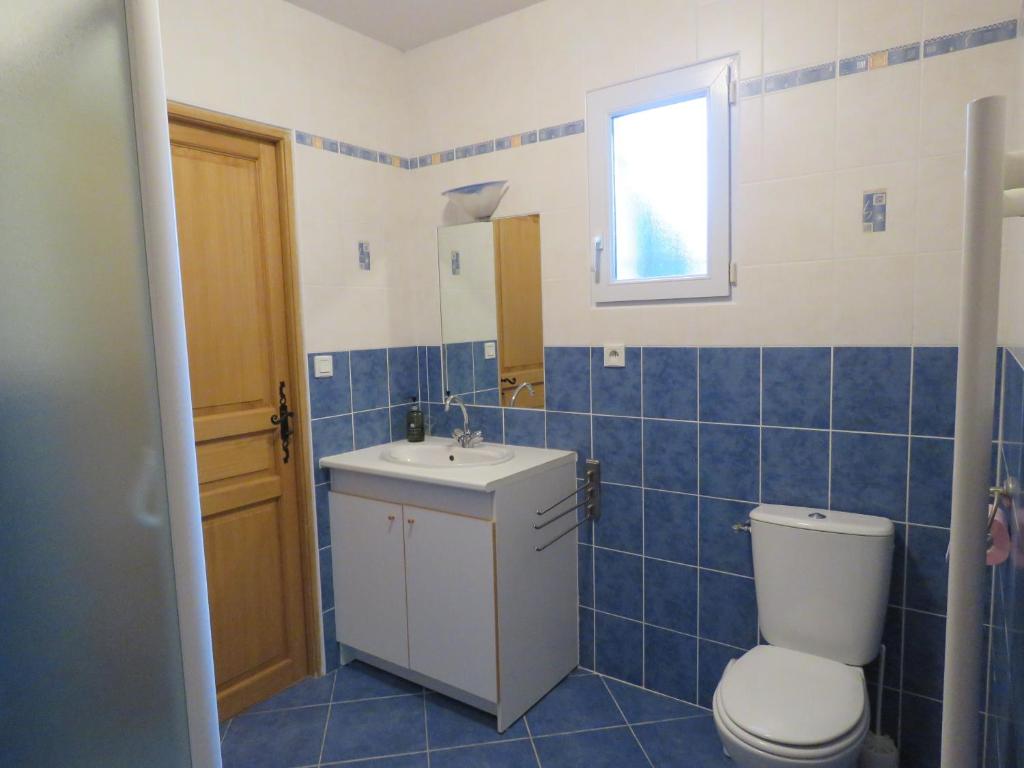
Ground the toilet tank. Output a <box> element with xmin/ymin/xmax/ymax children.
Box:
<box><xmin>750</xmin><ymin>504</ymin><xmax>895</xmax><ymax>666</ymax></box>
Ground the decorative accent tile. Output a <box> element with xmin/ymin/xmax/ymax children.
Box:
<box><xmin>764</xmin><ymin>61</ymin><xmax>836</xmax><ymax>93</ymax></box>
<box><xmin>924</xmin><ymin>19</ymin><xmax>1018</xmax><ymax>58</ymax></box>
<box><xmin>839</xmin><ymin>43</ymin><xmax>920</xmax><ymax>76</ymax></box>
<box><xmin>738</xmin><ymin>77</ymin><xmax>763</xmax><ymax>98</ymax></box>
<box><xmin>539</xmin><ymin>119</ymin><xmax>585</xmax><ymax>141</ymax></box>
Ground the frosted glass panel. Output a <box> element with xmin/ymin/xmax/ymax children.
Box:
<box><xmin>612</xmin><ymin>96</ymin><xmax>709</xmax><ymax>280</ymax></box>
<box><xmin>0</xmin><ymin>1</ymin><xmax>191</xmax><ymax>765</ymax></box>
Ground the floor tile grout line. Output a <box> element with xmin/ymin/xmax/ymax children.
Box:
<box><xmin>422</xmin><ymin>689</ymin><xmax>431</xmax><ymax>767</ymax></box>
<box><xmin>599</xmin><ymin>675</ymin><xmax>655</xmax><ymax>767</ymax></box>
<box><xmin>523</xmin><ymin>713</ymin><xmax>544</xmax><ymax>767</ymax></box>
<box><xmin>316</xmin><ymin>669</ymin><xmax>338</xmax><ymax>767</ymax></box>
<box><xmin>219</xmin><ymin>717</ymin><xmax>232</xmax><ymax>745</ymax></box>
<box><xmin>244</xmin><ymin>690</ymin><xmax>424</xmax><ymax>717</ymax></box>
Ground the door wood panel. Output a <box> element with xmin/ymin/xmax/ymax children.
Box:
<box><xmin>404</xmin><ymin>505</ymin><xmax>497</xmax><ymax>701</ymax></box>
<box><xmin>170</xmin><ymin>106</ymin><xmax>315</xmax><ymax>719</ymax></box>
<box><xmin>493</xmin><ymin>216</ymin><xmax>544</xmax><ymax>408</ymax></box>
<box><xmin>330</xmin><ymin>494</ymin><xmax>410</xmax><ymax>669</ymax></box>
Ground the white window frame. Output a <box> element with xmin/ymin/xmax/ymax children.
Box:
<box><xmin>587</xmin><ymin>57</ymin><xmax>735</xmax><ymax>304</ymax></box>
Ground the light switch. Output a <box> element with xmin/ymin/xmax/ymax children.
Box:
<box><xmin>314</xmin><ymin>355</ymin><xmax>333</xmax><ymax>378</ymax></box>
<box><xmin>358</xmin><ymin>241</ymin><xmax>371</xmax><ymax>270</ymax></box>
<box><xmin>603</xmin><ymin>344</ymin><xmax>625</xmax><ymax>367</ymax></box>
<box><xmin>483</xmin><ymin>341</ymin><xmax>496</xmax><ymax>359</ymax></box>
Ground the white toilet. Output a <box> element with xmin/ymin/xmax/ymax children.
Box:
<box><xmin>712</xmin><ymin>504</ymin><xmax>894</xmax><ymax>768</ymax></box>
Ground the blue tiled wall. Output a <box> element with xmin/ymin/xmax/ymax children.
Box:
<box><xmin>309</xmin><ymin>343</ymin><xmax>1004</xmax><ymax>767</ymax></box>
<box><xmin>987</xmin><ymin>348</ymin><xmax>1024</xmax><ymax>768</ymax></box>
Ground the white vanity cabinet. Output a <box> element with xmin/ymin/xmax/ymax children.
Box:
<box><xmin>323</xmin><ymin>439</ymin><xmax>579</xmax><ymax>732</ymax></box>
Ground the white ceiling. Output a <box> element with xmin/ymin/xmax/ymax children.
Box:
<box><xmin>285</xmin><ymin>0</ymin><xmax>544</xmax><ymax>51</ymax></box>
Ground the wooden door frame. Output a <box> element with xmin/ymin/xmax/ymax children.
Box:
<box><xmin>168</xmin><ymin>101</ymin><xmax>322</xmax><ymax>675</ymax></box>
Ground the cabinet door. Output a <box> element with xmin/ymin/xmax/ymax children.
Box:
<box><xmin>330</xmin><ymin>493</ymin><xmax>409</xmax><ymax>668</ymax></box>
<box><xmin>404</xmin><ymin>506</ymin><xmax>497</xmax><ymax>701</ymax></box>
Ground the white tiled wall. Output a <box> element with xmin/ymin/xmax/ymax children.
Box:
<box><xmin>404</xmin><ymin>0</ymin><xmax>1024</xmax><ymax>348</ymax></box>
<box><xmin>159</xmin><ymin>0</ymin><xmax>417</xmax><ymax>352</ymax></box>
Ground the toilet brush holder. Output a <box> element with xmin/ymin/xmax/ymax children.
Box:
<box><xmin>858</xmin><ymin>732</ymin><xmax>898</xmax><ymax>768</ymax></box>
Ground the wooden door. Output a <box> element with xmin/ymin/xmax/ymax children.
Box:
<box><xmin>493</xmin><ymin>216</ymin><xmax>545</xmax><ymax>408</ymax></box>
<box><xmin>169</xmin><ymin>106</ymin><xmax>315</xmax><ymax>719</ymax></box>
<box><xmin>330</xmin><ymin>494</ymin><xmax>410</xmax><ymax>668</ymax></box>
<box><xmin>405</xmin><ymin>506</ymin><xmax>497</xmax><ymax>701</ymax></box>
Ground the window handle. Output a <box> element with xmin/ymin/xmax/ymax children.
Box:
<box><xmin>593</xmin><ymin>236</ymin><xmax>603</xmax><ymax>283</ymax></box>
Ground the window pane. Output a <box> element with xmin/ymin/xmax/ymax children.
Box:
<box><xmin>612</xmin><ymin>96</ymin><xmax>708</xmax><ymax>281</ymax></box>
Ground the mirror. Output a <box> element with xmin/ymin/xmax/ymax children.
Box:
<box><xmin>437</xmin><ymin>214</ymin><xmax>544</xmax><ymax>408</ymax></box>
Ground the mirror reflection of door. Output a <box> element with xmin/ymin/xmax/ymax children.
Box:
<box><xmin>436</xmin><ymin>215</ymin><xmax>544</xmax><ymax>409</ymax></box>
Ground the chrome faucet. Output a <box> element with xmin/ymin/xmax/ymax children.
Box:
<box><xmin>509</xmin><ymin>381</ymin><xmax>535</xmax><ymax>407</ymax></box>
<box><xmin>444</xmin><ymin>393</ymin><xmax>483</xmax><ymax>448</ymax></box>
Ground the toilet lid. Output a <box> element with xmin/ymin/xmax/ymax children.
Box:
<box><xmin>719</xmin><ymin>645</ymin><xmax>865</xmax><ymax>747</ymax></box>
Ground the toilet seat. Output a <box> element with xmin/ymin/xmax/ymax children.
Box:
<box><xmin>714</xmin><ymin>645</ymin><xmax>869</xmax><ymax>761</ymax></box>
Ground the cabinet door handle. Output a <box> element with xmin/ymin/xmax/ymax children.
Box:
<box><xmin>387</xmin><ymin>514</ymin><xmax>396</xmax><ymax>521</ymax></box>
<box><xmin>407</xmin><ymin>518</ymin><xmax>415</xmax><ymax>525</ymax></box>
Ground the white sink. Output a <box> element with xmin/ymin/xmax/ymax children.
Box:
<box><xmin>382</xmin><ymin>441</ymin><xmax>515</xmax><ymax>468</ymax></box>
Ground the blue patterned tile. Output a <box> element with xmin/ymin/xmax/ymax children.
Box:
<box><xmin>605</xmin><ymin>676</ymin><xmax>701</xmax><ymax>723</ymax></box>
<box><xmin>761</xmin><ymin>427</ymin><xmax>829</xmax><ymax>508</ymax></box>
<box><xmin>546</xmin><ymin>347</ymin><xmax>591</xmax><ymax>413</ymax></box>
<box><xmin>353</xmin><ymin>407</ymin><xmax>391</xmax><ymax>449</ymax></box>
<box><xmin>579</xmin><ymin>544</ymin><xmax>594</xmax><ymax>607</ymax></box>
<box><xmin>504</xmin><ymin>408</ymin><xmax>545</xmax><ymax>447</ymax></box>
<box><xmin>889</xmin><ymin>523</ymin><xmax>906</xmax><ymax>606</ymax></box>
<box><xmin>338</xmin><ymin>756</ymin><xmax>427</xmax><ymax>768</ymax></box>
<box><xmin>525</xmin><ymin>673</ymin><xmax>623</xmax><ymax>735</ymax></box>
<box><xmin>388</xmin><ymin>346</ymin><xmax>420</xmax><ymax>405</ymax></box>
<box><xmin>865</xmin><ymin>606</ymin><xmax>903</xmax><ymax>688</ymax></box>
<box><xmin>644</xmin><ymin>631</ymin><xmax>699</xmax><ymax>705</ymax></box>
<box><xmin>245</xmin><ymin>671</ymin><xmax>335</xmax><ymax>713</ymax></box>
<box><xmin>906</xmin><ymin>525</ymin><xmax>949</xmax><ymax>615</ymax></box>
<box><xmin>319</xmin><ymin>545</ymin><xmax>334</xmax><ymax>611</ymax></box>
<box><xmin>644</xmin><ymin>490</ymin><xmax>697</xmax><ymax>565</ymax></box>
<box><xmin>221</xmin><ymin>706</ymin><xmax>329</xmax><ymax>768</ymax></box>
<box><xmin>643</xmin><ymin>419</ymin><xmax>698</xmax><ymax>493</ymax></box>
<box><xmin>832</xmin><ymin>347</ymin><xmax>911</xmax><ymax>433</ymax></box>
<box><xmin>592</xmin><ymin>346</ymin><xmax>641</xmax><ymax>416</ymax></box>
<box><xmin>315</xmin><ymin>483</ymin><xmax>330</xmax><ymax>549</ymax></box>
<box><xmin>444</xmin><ymin>342</ymin><xmax>474</xmax><ymax>396</ymax></box>
<box><xmin>643</xmin><ymin>347</ymin><xmax>697</xmax><ymax>420</ymax></box>
<box><xmin>431</xmin><ymin>740</ymin><xmax>537</xmax><ymax>768</ymax></box>
<box><xmin>1003</xmin><ymin>350</ymin><xmax>1023</xmax><ymax>444</ymax></box>
<box><xmin>594</xmin><ymin>613</ymin><xmax>644</xmax><ymax>685</ymax></box>
<box><xmin>902</xmin><ymin>611</ymin><xmax>946</xmax><ymax>700</ymax></box>
<box><xmin>351</xmin><ymin>348</ymin><xmax>390</xmax><ymax>411</ymax></box>
<box><xmin>466</xmin><ymin>405</ymin><xmax>503</xmax><ymax>442</ymax></box>
<box><xmin>595</xmin><ymin>548</ymin><xmax>642</xmax><ymax>619</ymax></box>
<box><xmin>699</xmin><ymin>424</ymin><xmax>759</xmax><ymax>501</ymax></box>
<box><xmin>332</xmin><ymin>660</ymin><xmax>421</xmax><ymax>702</ymax></box>
<box><xmin>546</xmin><ymin>411</ymin><xmax>591</xmax><ymax>476</ymax></box>
<box><xmin>762</xmin><ymin>347</ymin><xmax>830</xmax><ymax>429</ymax></box>
<box><xmin>593</xmin><ymin>416</ymin><xmax>642</xmax><ymax>486</ymax></box>
<box><xmin>312</xmin><ymin>414</ymin><xmax>353</xmax><ymax>482</ymax></box>
<box><xmin>912</xmin><ymin>347</ymin><xmax>958</xmax><ymax>437</ymax></box>
<box><xmin>425</xmin><ymin>346</ymin><xmax>443</xmax><ymax>403</ymax></box>
<box><xmin>699</xmin><ymin>497</ymin><xmax>755</xmax><ymax>577</ymax></box>
<box><xmin>534</xmin><ymin>726</ymin><xmax>648</xmax><ymax>768</ymax></box>
<box><xmin>699</xmin><ymin>348</ymin><xmax>760</xmax><ymax>424</ymax></box>
<box><xmin>830</xmin><ymin>432</ymin><xmax>908</xmax><ymax>519</ymax></box>
<box><xmin>699</xmin><ymin>571</ymin><xmax>757</xmax><ymax>648</ymax></box>
<box><xmin>900</xmin><ymin>693</ymin><xmax>942</xmax><ymax>768</ymax></box>
<box><xmin>308</xmin><ymin>352</ymin><xmax>352</xmax><ymax>418</ymax></box>
<box><xmin>634</xmin><ymin>715</ymin><xmax>732</xmax><ymax>768</ymax></box>
<box><xmin>909</xmin><ymin>438</ymin><xmax>954</xmax><ymax>527</ymax></box>
<box><xmin>474</xmin><ymin>388</ymin><xmax>500</xmax><ymax>406</ymax></box>
<box><xmin>697</xmin><ymin>641</ymin><xmax>744</xmax><ymax>709</ymax></box>
<box><xmin>579</xmin><ymin>607</ymin><xmax>595</xmax><ymax>669</ymax></box>
<box><xmin>644</xmin><ymin>559</ymin><xmax>697</xmax><ymax>634</ymax></box>
<box><xmin>425</xmin><ymin>692</ymin><xmax>527</xmax><ymax>749</ymax></box>
<box><xmin>595</xmin><ymin>483</ymin><xmax>643</xmax><ymax>554</ymax></box>
<box><xmin>472</xmin><ymin>341</ymin><xmax>499</xmax><ymax>393</ymax></box>
<box><xmin>323</xmin><ymin>608</ymin><xmax>339</xmax><ymax>671</ymax></box>
<box><xmin>321</xmin><ymin>695</ymin><xmax>426</xmax><ymax>762</ymax></box>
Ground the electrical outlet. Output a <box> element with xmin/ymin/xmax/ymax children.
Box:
<box><xmin>483</xmin><ymin>341</ymin><xmax>496</xmax><ymax>359</ymax></box>
<box><xmin>603</xmin><ymin>344</ymin><xmax>626</xmax><ymax>367</ymax></box>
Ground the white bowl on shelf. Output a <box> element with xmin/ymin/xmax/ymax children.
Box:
<box><xmin>442</xmin><ymin>180</ymin><xmax>509</xmax><ymax>220</ymax></box>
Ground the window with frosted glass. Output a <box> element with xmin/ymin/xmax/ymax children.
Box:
<box><xmin>588</xmin><ymin>58</ymin><xmax>733</xmax><ymax>303</ymax></box>
<box><xmin>612</xmin><ymin>96</ymin><xmax>708</xmax><ymax>281</ymax></box>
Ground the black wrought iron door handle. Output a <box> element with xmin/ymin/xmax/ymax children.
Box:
<box><xmin>270</xmin><ymin>380</ymin><xmax>295</xmax><ymax>463</ymax></box>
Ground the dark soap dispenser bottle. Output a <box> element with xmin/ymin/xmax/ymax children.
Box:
<box><xmin>406</xmin><ymin>397</ymin><xmax>425</xmax><ymax>442</ymax></box>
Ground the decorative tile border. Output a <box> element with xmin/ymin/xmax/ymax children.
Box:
<box><xmin>295</xmin><ymin>18</ymin><xmax>1018</xmax><ymax>165</ymax></box>
<box><xmin>740</xmin><ymin>17</ymin><xmax>1018</xmax><ymax>98</ymax></box>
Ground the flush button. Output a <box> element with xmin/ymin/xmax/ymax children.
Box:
<box><xmin>808</xmin><ymin>512</ymin><xmax>826</xmax><ymax>519</ymax></box>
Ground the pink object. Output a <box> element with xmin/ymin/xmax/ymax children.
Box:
<box><xmin>988</xmin><ymin>507</ymin><xmax>1010</xmax><ymax>566</ymax></box>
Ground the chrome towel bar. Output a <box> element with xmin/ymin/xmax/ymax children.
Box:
<box><xmin>536</xmin><ymin>460</ymin><xmax>601</xmax><ymax>552</ymax></box>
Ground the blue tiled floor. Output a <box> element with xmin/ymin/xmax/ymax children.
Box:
<box><xmin>220</xmin><ymin>662</ymin><xmax>720</xmax><ymax>767</ymax></box>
